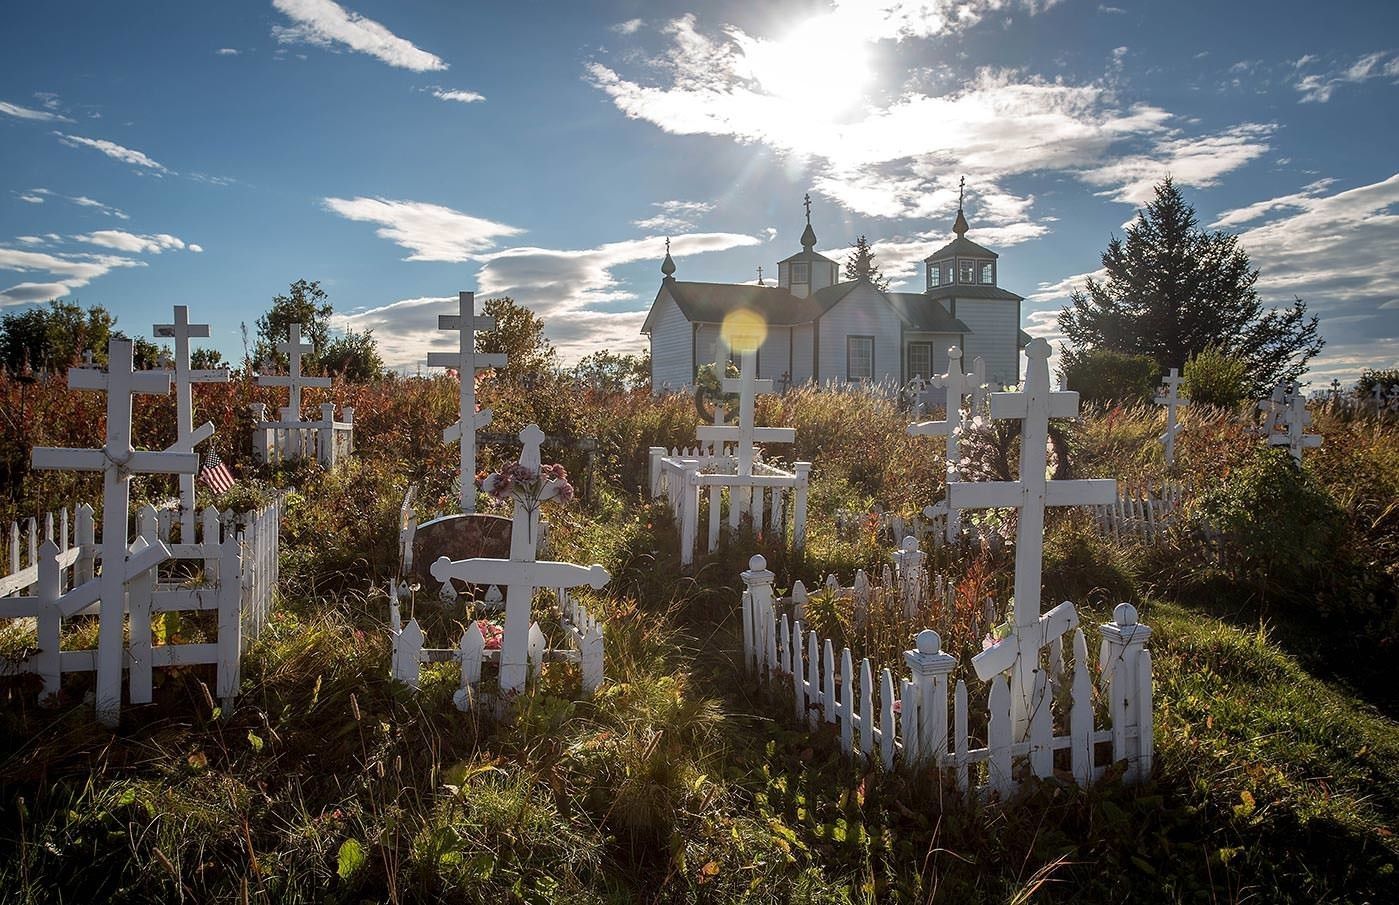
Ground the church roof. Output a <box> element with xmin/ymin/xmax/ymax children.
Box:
<box><xmin>924</xmin><ymin>235</ymin><xmax>999</xmax><ymax>262</ymax></box>
<box><xmin>643</xmin><ymin>281</ymin><xmax>823</xmax><ymax>330</ymax></box>
<box><xmin>923</xmin><ymin>282</ymin><xmax>1023</xmax><ymax>303</ymax></box>
<box><xmin>885</xmin><ymin>293</ymin><xmax>972</xmax><ymax>333</ymax></box>
<box><xmin>777</xmin><ymin>248</ymin><xmax>837</xmax><ymax>265</ymax></box>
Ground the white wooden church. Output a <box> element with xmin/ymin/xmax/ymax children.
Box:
<box><xmin>642</xmin><ymin>194</ymin><xmax>1031</xmax><ymax>394</ymax></box>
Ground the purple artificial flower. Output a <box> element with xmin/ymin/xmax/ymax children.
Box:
<box><xmin>556</xmin><ymin>481</ymin><xmax>575</xmax><ymax>502</ymax></box>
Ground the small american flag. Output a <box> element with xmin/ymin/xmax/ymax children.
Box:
<box><xmin>198</xmin><ymin>450</ymin><xmax>236</xmax><ymax>495</ymax></box>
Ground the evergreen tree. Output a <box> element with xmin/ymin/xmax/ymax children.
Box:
<box><xmin>844</xmin><ymin>235</ymin><xmax>889</xmax><ymax>290</ymax></box>
<box><xmin>1058</xmin><ymin>178</ymin><xmax>1322</xmax><ymax>396</ymax></box>
<box><xmin>0</xmin><ymin>300</ymin><xmax>117</xmax><ymax>372</ymax></box>
<box><xmin>253</xmin><ymin>279</ymin><xmax>333</xmax><ymax>369</ymax></box>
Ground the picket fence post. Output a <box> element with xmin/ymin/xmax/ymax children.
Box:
<box><xmin>904</xmin><ymin>629</ymin><xmax>956</xmax><ymax>766</ymax></box>
<box><xmin>1100</xmin><ymin>603</ymin><xmax>1153</xmax><ymax>783</ymax></box>
<box><xmin>35</xmin><ymin>539</ymin><xmax>62</xmax><ymax>699</ymax></box>
<box><xmin>216</xmin><ymin>523</ymin><xmax>243</xmax><ymax>703</ymax></box>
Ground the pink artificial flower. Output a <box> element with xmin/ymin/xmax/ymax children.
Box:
<box><xmin>556</xmin><ymin>481</ymin><xmax>575</xmax><ymax>502</ymax></box>
<box><xmin>477</xmin><ymin>619</ymin><xmax>504</xmax><ymax>651</ymax></box>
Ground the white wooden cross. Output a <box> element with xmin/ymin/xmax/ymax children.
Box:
<box><xmin>1270</xmin><ymin>393</ymin><xmax>1322</xmax><ymax>463</ymax></box>
<box><xmin>1155</xmin><ymin>367</ymin><xmax>1184</xmax><ymax>465</ymax></box>
<box><xmin>430</xmin><ymin>424</ymin><xmax>609</xmax><ymax>695</ymax></box>
<box><xmin>694</xmin><ymin>346</ymin><xmax>796</xmax><ymax>518</ymax></box>
<box><xmin>256</xmin><ymin>322</ymin><xmax>330</xmax><ymax>421</ymax></box>
<box><xmin>909</xmin><ymin>346</ymin><xmax>987</xmax><ymax>542</ymax></box>
<box><xmin>31</xmin><ymin>337</ymin><xmax>194</xmax><ymax>725</ymax></box>
<box><xmin>427</xmin><ymin>291</ymin><xmax>507</xmax><ymax>513</ymax></box>
<box><xmin>1257</xmin><ymin>383</ymin><xmax>1290</xmax><ymax>437</ymax></box>
<box><xmin>947</xmin><ymin>338</ymin><xmax>1117</xmax><ymax>739</ymax></box>
<box><xmin>154</xmin><ymin>305</ymin><xmax>229</xmax><ymax>536</ymax></box>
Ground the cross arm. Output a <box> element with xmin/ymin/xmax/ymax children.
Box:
<box><xmin>948</xmin><ymin>481</ymin><xmax>1022</xmax><ymax>510</ymax></box>
<box><xmin>32</xmin><ymin>448</ymin><xmax>106</xmax><ymax>471</ymax></box>
<box><xmin>989</xmin><ymin>389</ymin><xmax>1081</xmax><ymax>420</ymax></box>
<box><xmin>720</xmin><ymin>377</ymin><xmax>775</xmax><ymax>394</ymax></box>
<box><xmin>971</xmin><ymin>600</ymin><xmax>1079</xmax><ymax>681</ymax></box>
<box><xmin>154</xmin><ymin>323</ymin><xmax>210</xmax><ymax>339</ymax></box>
<box><xmin>167</xmin><ymin>421</ymin><xmax>216</xmax><ymax>451</ymax></box>
<box><xmin>438</xmin><ymin>314</ymin><xmax>497</xmax><ymax>332</ymax></box>
<box><xmin>57</xmin><ymin>537</ymin><xmax>172</xmax><ymax>618</ymax></box>
<box><xmin>908</xmin><ymin>418</ymin><xmax>954</xmax><ymax>438</ymax></box>
<box><xmin>443</xmin><ymin>409</ymin><xmax>494</xmax><ymax>442</ymax></box>
<box><xmin>130</xmin><ymin>451</ymin><xmax>200</xmax><ymax>474</ymax></box>
<box><xmin>426</xmin><ymin>352</ymin><xmax>508</xmax><ymax>369</ymax></box>
<box><xmin>189</xmin><ymin>368</ymin><xmax>230</xmax><ymax>384</ymax></box>
<box><xmin>695</xmin><ymin>425</ymin><xmax>796</xmax><ymax>444</ymax></box>
<box><xmin>1044</xmin><ymin>479</ymin><xmax>1117</xmax><ymax>507</ymax></box>
<box><xmin>430</xmin><ymin>557</ymin><xmax>610</xmax><ymax>590</ymax></box>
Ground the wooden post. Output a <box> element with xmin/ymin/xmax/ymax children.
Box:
<box><xmin>1100</xmin><ymin>603</ymin><xmax>1153</xmax><ymax>783</ymax></box>
<box><xmin>429</xmin><ymin>292</ymin><xmax>507</xmax><ymax>513</ymax></box>
<box><xmin>1155</xmin><ymin>367</ymin><xmax>1183</xmax><ymax>466</ymax></box>
<box><xmin>904</xmin><ymin>629</ymin><xmax>956</xmax><ymax>766</ymax></box>
<box><xmin>216</xmin><ymin>524</ymin><xmax>243</xmax><ymax>702</ymax></box>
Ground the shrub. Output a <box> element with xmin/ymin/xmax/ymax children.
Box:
<box><xmin>1355</xmin><ymin>367</ymin><xmax>1399</xmax><ymax>400</ymax></box>
<box><xmin>1058</xmin><ymin>348</ymin><xmax>1160</xmax><ymax>405</ymax></box>
<box><xmin>1191</xmin><ymin>447</ymin><xmax>1361</xmax><ymax>618</ymax></box>
<box><xmin>1183</xmin><ymin>344</ymin><xmax>1250</xmax><ymax>409</ymax></box>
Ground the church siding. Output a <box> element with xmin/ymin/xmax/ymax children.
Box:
<box><xmin>817</xmin><ymin>285</ymin><xmax>902</xmax><ymax>384</ymax></box>
<box><xmin>648</xmin><ymin>292</ymin><xmax>695</xmax><ymax>393</ymax></box>
<box><xmin>758</xmin><ymin>326</ymin><xmax>792</xmax><ymax>382</ymax></box>
<box><xmin>954</xmin><ymin>298</ymin><xmax>1021</xmax><ymax>388</ymax></box>
<box><xmin>791</xmin><ymin>324</ymin><xmax>814</xmax><ymax>384</ymax></box>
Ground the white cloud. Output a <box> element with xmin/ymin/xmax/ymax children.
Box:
<box><xmin>612</xmin><ymin>18</ymin><xmax>643</xmax><ymax>35</ymax></box>
<box><xmin>1293</xmin><ymin>50</ymin><xmax>1399</xmax><ymax>102</ymax></box>
<box><xmin>188</xmin><ymin>243</ymin><xmax>204</xmax><ymax>253</ymax></box>
<box><xmin>340</xmin><ymin>231</ymin><xmax>762</xmax><ymax>367</ymax></box>
<box><xmin>216</xmin><ymin>48</ymin><xmax>241</xmax><ymax>56</ymax></box>
<box><xmin>633</xmin><ymin>199</ymin><xmax>715</xmax><ymax>231</ymax></box>
<box><xmin>0</xmin><ymin>247</ymin><xmax>146</xmax><ymax>305</ymax></box>
<box><xmin>19</xmin><ymin>188</ymin><xmax>131</xmax><ymax>219</ymax></box>
<box><xmin>431</xmin><ymin>87</ymin><xmax>485</xmax><ymax>104</ymax></box>
<box><xmin>1025</xmin><ymin>268</ymin><xmax>1107</xmax><ymax>304</ymax></box>
<box><xmin>16</xmin><ymin>236</ymin><xmax>45</xmax><ymax>246</ymax></box>
<box><xmin>0</xmin><ymin>100</ymin><xmax>73</xmax><ymax>123</ymax></box>
<box><xmin>1077</xmin><ymin>122</ymin><xmax>1276</xmax><ymax>204</ymax></box>
<box><xmin>588</xmin><ymin>14</ymin><xmax>1269</xmax><ymax>232</ymax></box>
<box><xmin>322</xmin><ymin>196</ymin><xmax>524</xmax><ymax>261</ymax></box>
<box><xmin>54</xmin><ymin>133</ymin><xmax>169</xmax><ymax>172</ymax></box>
<box><xmin>272</xmin><ymin>0</ymin><xmax>447</xmax><ymax>72</ymax></box>
<box><xmin>72</xmin><ymin>230</ymin><xmax>190</xmax><ymax>254</ymax></box>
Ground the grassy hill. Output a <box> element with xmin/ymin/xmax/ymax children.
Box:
<box><xmin>0</xmin><ymin>373</ymin><xmax>1396</xmax><ymax>902</ymax></box>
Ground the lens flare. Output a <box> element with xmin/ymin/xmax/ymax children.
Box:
<box><xmin>721</xmin><ymin>308</ymin><xmax>768</xmax><ymax>353</ymax></box>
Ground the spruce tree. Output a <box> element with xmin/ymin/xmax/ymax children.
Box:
<box><xmin>844</xmin><ymin>235</ymin><xmax>889</xmax><ymax>290</ymax></box>
<box><xmin>1058</xmin><ymin>178</ymin><xmax>1322</xmax><ymax>395</ymax></box>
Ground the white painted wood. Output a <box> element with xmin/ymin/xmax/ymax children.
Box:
<box><xmin>153</xmin><ymin>305</ymin><xmax>229</xmax><ymax>536</ymax></box>
<box><xmin>822</xmin><ymin>638</ymin><xmax>836</xmax><ymax>724</ymax></box>
<box><xmin>840</xmin><ymin>646</ymin><xmax>854</xmax><ymax>754</ymax></box>
<box><xmin>949</xmin><ymin>339</ymin><xmax>1115</xmax><ymax>739</ymax></box>
<box><xmin>257</xmin><ymin>322</ymin><xmax>330</xmax><ymax>422</ymax></box>
<box><xmin>1070</xmin><ymin>628</ymin><xmax>1093</xmax><ymax>785</ymax></box>
<box><xmin>1155</xmin><ymin>367</ymin><xmax>1183</xmax><ymax>466</ymax></box>
<box><xmin>429</xmin><ymin>424</ymin><xmax>609</xmax><ymax>696</ymax></box>
<box><xmin>987</xmin><ymin>675</ymin><xmax>1012</xmax><ymax>797</ymax></box>
<box><xmin>30</xmin><ymin>338</ymin><xmax>188</xmax><ymax>725</ymax></box>
<box><xmin>904</xmin><ymin>629</ymin><xmax>955</xmax><ymax>766</ymax></box>
<box><xmin>879</xmin><ymin>667</ymin><xmax>896</xmax><ymax>770</ymax></box>
<box><xmin>429</xmin><ymin>291</ymin><xmax>508</xmax><ymax>512</ymax></box>
<box><xmin>1028</xmin><ymin>668</ymin><xmax>1052</xmax><ymax>778</ymax></box>
<box><xmin>1269</xmin><ymin>393</ymin><xmax>1323</xmax><ymax>464</ymax></box>
<box><xmin>792</xmin><ymin>618</ymin><xmax>806</xmax><ymax>723</ymax></box>
<box><xmin>805</xmin><ymin>630</ymin><xmax>819</xmax><ymax>729</ymax></box>
<box><xmin>859</xmin><ymin>656</ymin><xmax>875</xmax><ymax>758</ymax></box>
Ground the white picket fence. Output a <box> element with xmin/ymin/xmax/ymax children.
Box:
<box><xmin>0</xmin><ymin>499</ymin><xmax>281</xmax><ymax>710</ymax></box>
<box><xmin>250</xmin><ymin>402</ymin><xmax>355</xmax><ymax>468</ymax></box>
<box><xmin>1093</xmin><ymin>482</ymin><xmax>1184</xmax><ymax>544</ymax></box>
<box><xmin>740</xmin><ymin>555</ymin><xmax>1154</xmax><ymax>796</ymax></box>
<box><xmin>649</xmin><ymin>445</ymin><xmax>810</xmax><ymax>566</ymax></box>
<box><xmin>389</xmin><ymin>581</ymin><xmax>604</xmax><ymax>711</ymax></box>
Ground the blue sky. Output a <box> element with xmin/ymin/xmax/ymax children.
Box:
<box><xmin>2</xmin><ymin>0</ymin><xmax>1396</xmax><ymax>383</ymax></box>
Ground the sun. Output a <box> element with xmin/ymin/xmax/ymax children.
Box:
<box><xmin>742</xmin><ymin>16</ymin><xmax>873</xmax><ymax>112</ymax></box>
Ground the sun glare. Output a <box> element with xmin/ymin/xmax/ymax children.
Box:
<box><xmin>744</xmin><ymin>16</ymin><xmax>873</xmax><ymax>112</ymax></box>
<box><xmin>721</xmin><ymin>308</ymin><xmax>768</xmax><ymax>353</ymax></box>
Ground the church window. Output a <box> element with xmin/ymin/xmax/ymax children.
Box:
<box><xmin>792</xmin><ymin>262</ymin><xmax>810</xmax><ymax>283</ymax></box>
<box><xmin>928</xmin><ymin>263</ymin><xmax>942</xmax><ymax>287</ymax></box>
<box><xmin>847</xmin><ymin>336</ymin><xmax>873</xmax><ymax>380</ymax></box>
<box><xmin>959</xmin><ymin>260</ymin><xmax>975</xmax><ymax>283</ymax></box>
<box><xmin>980</xmin><ymin>262</ymin><xmax>994</xmax><ymax>284</ymax></box>
<box><xmin>908</xmin><ymin>342</ymin><xmax>933</xmax><ymax>379</ymax></box>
